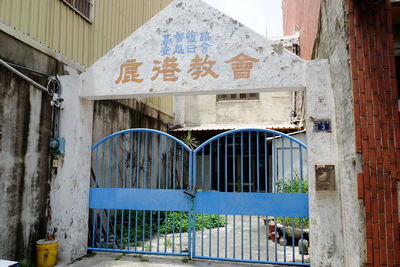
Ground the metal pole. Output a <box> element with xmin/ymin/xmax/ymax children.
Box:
<box><xmin>0</xmin><ymin>58</ymin><xmax>48</xmax><ymax>93</ymax></box>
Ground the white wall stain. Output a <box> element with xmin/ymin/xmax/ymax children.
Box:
<box><xmin>48</xmin><ymin>66</ymin><xmax>93</xmax><ymax>262</ymax></box>
<box><xmin>20</xmin><ymin>86</ymin><xmax>42</xmax><ymax>254</ymax></box>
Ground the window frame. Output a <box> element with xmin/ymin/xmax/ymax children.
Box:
<box><xmin>216</xmin><ymin>93</ymin><xmax>260</xmax><ymax>101</ymax></box>
<box><xmin>61</xmin><ymin>0</ymin><xmax>95</xmax><ymax>23</ymax></box>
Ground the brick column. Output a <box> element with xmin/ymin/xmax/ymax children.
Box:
<box><xmin>347</xmin><ymin>1</ymin><xmax>400</xmax><ymax>266</ymax></box>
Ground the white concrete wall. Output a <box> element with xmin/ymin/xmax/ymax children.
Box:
<box><xmin>180</xmin><ymin>92</ymin><xmax>292</xmax><ymax>126</ymax></box>
<box><xmin>305</xmin><ymin>60</ymin><xmax>344</xmax><ymax>266</ymax></box>
<box><xmin>48</xmin><ymin>68</ymin><xmax>93</xmax><ymax>263</ymax></box>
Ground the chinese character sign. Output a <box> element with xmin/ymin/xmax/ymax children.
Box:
<box><xmin>151</xmin><ymin>57</ymin><xmax>181</xmax><ymax>82</ymax></box>
<box><xmin>115</xmin><ymin>59</ymin><xmax>144</xmax><ymax>84</ymax></box>
<box><xmin>114</xmin><ymin>51</ymin><xmax>260</xmax><ymax>84</ymax></box>
<box><xmin>225</xmin><ymin>53</ymin><xmax>260</xmax><ymax>80</ymax></box>
<box><xmin>161</xmin><ymin>31</ymin><xmax>213</xmax><ymax>56</ymax></box>
<box><xmin>188</xmin><ymin>55</ymin><xmax>219</xmax><ymax>80</ymax></box>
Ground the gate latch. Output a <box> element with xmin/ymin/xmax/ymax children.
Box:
<box><xmin>184</xmin><ymin>188</ymin><xmax>196</xmax><ymax>198</ymax></box>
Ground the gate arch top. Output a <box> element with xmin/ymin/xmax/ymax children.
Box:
<box><xmin>80</xmin><ymin>0</ymin><xmax>306</xmax><ymax>100</ymax></box>
<box><xmin>92</xmin><ymin>128</ymin><xmax>192</xmax><ymax>152</ymax></box>
<box><xmin>194</xmin><ymin>128</ymin><xmax>307</xmax><ymax>153</ymax></box>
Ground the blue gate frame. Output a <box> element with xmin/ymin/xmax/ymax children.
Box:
<box><xmin>88</xmin><ymin>128</ymin><xmax>309</xmax><ymax>266</ymax></box>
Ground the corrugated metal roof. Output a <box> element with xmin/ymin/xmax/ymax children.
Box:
<box><xmin>170</xmin><ymin>123</ymin><xmax>301</xmax><ymax>132</ymax></box>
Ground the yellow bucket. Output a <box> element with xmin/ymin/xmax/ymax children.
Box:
<box><xmin>36</xmin><ymin>239</ymin><xmax>58</xmax><ymax>267</ymax></box>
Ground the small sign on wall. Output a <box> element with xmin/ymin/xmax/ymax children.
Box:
<box><xmin>315</xmin><ymin>164</ymin><xmax>335</xmax><ymax>191</ymax></box>
<box><xmin>314</xmin><ymin>120</ymin><xmax>331</xmax><ymax>132</ymax></box>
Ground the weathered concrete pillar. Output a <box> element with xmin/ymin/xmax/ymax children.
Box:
<box><xmin>305</xmin><ymin>60</ymin><xmax>345</xmax><ymax>266</ymax></box>
<box><xmin>48</xmin><ymin>67</ymin><xmax>93</xmax><ymax>263</ymax></box>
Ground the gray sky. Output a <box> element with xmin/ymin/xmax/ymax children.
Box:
<box><xmin>202</xmin><ymin>0</ymin><xmax>283</xmax><ymax>38</ymax></box>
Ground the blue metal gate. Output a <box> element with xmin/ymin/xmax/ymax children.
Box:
<box><xmin>88</xmin><ymin>129</ymin><xmax>193</xmax><ymax>256</ymax></box>
<box><xmin>88</xmin><ymin>128</ymin><xmax>309</xmax><ymax>266</ymax></box>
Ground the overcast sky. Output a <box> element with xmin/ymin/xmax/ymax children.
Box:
<box><xmin>202</xmin><ymin>0</ymin><xmax>283</xmax><ymax>38</ymax></box>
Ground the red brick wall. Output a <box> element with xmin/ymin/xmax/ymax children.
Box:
<box><xmin>347</xmin><ymin>0</ymin><xmax>400</xmax><ymax>266</ymax></box>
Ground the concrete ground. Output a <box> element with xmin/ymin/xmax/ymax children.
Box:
<box><xmin>112</xmin><ymin>216</ymin><xmax>309</xmax><ymax>263</ymax></box>
<box><xmin>62</xmin><ymin>252</ymin><xmax>286</xmax><ymax>267</ymax></box>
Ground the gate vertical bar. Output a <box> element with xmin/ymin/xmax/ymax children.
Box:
<box><xmin>188</xmin><ymin>151</ymin><xmax>193</xmax><ymax>258</ymax></box>
<box><xmin>264</xmin><ymin>133</ymin><xmax>269</xmax><ymax>261</ymax></box>
<box><xmin>157</xmin><ymin>134</ymin><xmax>162</xmax><ymax>253</ymax></box>
<box><xmin>224</xmin><ymin>136</ymin><xmax>228</xmax><ymax>259</ymax></box>
<box><xmin>291</xmin><ymin>140</ymin><xmax>295</xmax><ymax>262</ymax></box>
<box><xmin>164</xmin><ymin>137</ymin><xmax>168</xmax><ymax>253</ymax></box>
<box><xmin>217</xmin><ymin>139</ymin><xmax>220</xmax><ymax>258</ymax></box>
<box><xmin>256</xmin><ymin>132</ymin><xmax>260</xmax><ymax>261</ymax></box>
<box><xmin>106</xmin><ymin>138</ymin><xmax>113</xmax><ymax>248</ymax></box>
<box><xmin>232</xmin><ymin>133</ymin><xmax>236</xmax><ymax>259</ymax></box>
<box><xmin>209</xmin><ymin>142</ymin><xmax>212</xmax><ymax>257</ymax></box>
<box><xmin>192</xmin><ymin>150</ymin><xmax>197</xmax><ymax>257</ymax></box>
<box><xmin>134</xmin><ymin>133</ymin><xmax>141</xmax><ymax>251</ymax></box>
<box><xmin>149</xmin><ymin>133</ymin><xmax>155</xmax><ymax>251</ymax></box>
<box><xmin>98</xmin><ymin>143</ymin><xmax>106</xmax><ymax>248</ymax></box>
<box><xmin>281</xmin><ymin>137</ymin><xmax>287</xmax><ymax>262</ymax></box>
<box><xmin>142</xmin><ymin>133</ymin><xmax>148</xmax><ymax>252</ymax></box>
<box><xmin>273</xmin><ymin>134</ymin><xmax>278</xmax><ymax>261</ymax></box>
<box><xmin>127</xmin><ymin>133</ymin><xmax>134</xmax><ymax>249</ymax></box>
<box><xmin>120</xmin><ymin>134</ymin><xmax>127</xmax><ymax>249</ymax></box>
<box><xmin>201</xmin><ymin>149</ymin><xmax>204</xmax><ymax>256</ymax></box>
<box><xmin>91</xmin><ymin>148</ymin><xmax>99</xmax><ymax>248</ymax></box>
<box><xmin>248</xmin><ymin>132</ymin><xmax>252</xmax><ymax>260</ymax></box>
<box><xmin>240</xmin><ymin>132</ymin><xmax>243</xmax><ymax>259</ymax></box>
<box><xmin>113</xmin><ymin>136</ymin><xmax>119</xmax><ymax>249</ymax></box>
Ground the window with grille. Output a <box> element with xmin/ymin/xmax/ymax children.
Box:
<box><xmin>62</xmin><ymin>0</ymin><xmax>94</xmax><ymax>22</ymax></box>
<box><xmin>216</xmin><ymin>93</ymin><xmax>260</xmax><ymax>101</ymax></box>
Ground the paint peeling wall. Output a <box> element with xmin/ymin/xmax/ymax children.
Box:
<box><xmin>0</xmin><ymin>32</ymin><xmax>54</xmax><ymax>262</ymax></box>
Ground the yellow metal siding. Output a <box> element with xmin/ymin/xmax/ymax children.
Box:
<box><xmin>0</xmin><ymin>0</ymin><xmax>174</xmax><ymax>116</ymax></box>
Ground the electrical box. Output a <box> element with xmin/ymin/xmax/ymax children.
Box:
<box><xmin>49</xmin><ymin>138</ymin><xmax>65</xmax><ymax>155</ymax></box>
